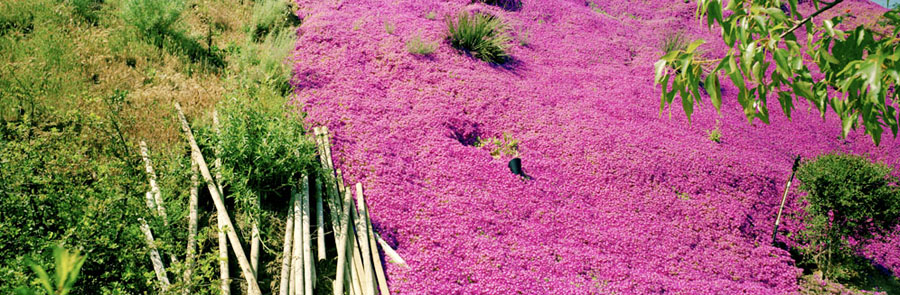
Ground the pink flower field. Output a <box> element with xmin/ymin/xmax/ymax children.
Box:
<box><xmin>288</xmin><ymin>0</ymin><xmax>900</xmax><ymax>293</ymax></box>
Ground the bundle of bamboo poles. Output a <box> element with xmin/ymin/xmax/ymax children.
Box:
<box><xmin>136</xmin><ymin>103</ymin><xmax>406</xmax><ymax>295</ymax></box>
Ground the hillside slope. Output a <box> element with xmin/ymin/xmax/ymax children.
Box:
<box><xmin>289</xmin><ymin>0</ymin><xmax>900</xmax><ymax>293</ymax></box>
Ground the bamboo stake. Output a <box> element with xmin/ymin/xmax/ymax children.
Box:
<box><xmin>144</xmin><ymin>192</ymin><xmax>157</xmax><ymax>216</ymax></box>
<box><xmin>302</xmin><ymin>177</ymin><xmax>314</xmax><ymax>295</ymax></box>
<box><xmin>355</xmin><ymin>184</ymin><xmax>376</xmax><ymax>295</ymax></box>
<box><xmin>279</xmin><ymin>188</ymin><xmax>297</xmax><ymax>295</ymax></box>
<box><xmin>291</xmin><ymin>177</ymin><xmax>306</xmax><ymax>295</ymax></box>
<box><xmin>375</xmin><ymin>233</ymin><xmax>407</xmax><ymax>268</ymax></box>
<box><xmin>139</xmin><ymin>141</ymin><xmax>168</xmax><ymax>223</ymax></box>
<box><xmin>347</xmin><ymin>222</ymin><xmax>365</xmax><ymax>295</ymax></box>
<box><xmin>772</xmin><ymin>156</ymin><xmax>802</xmax><ymax>245</ymax></box>
<box><xmin>334</xmin><ymin>189</ymin><xmax>353</xmax><ymax>295</ymax></box>
<box><xmin>250</xmin><ymin>199</ymin><xmax>261</xmax><ymax>277</ymax></box>
<box><xmin>213</xmin><ymin>110</ymin><xmax>231</xmax><ymax>295</ymax></box>
<box><xmin>360</xmin><ymin>189</ymin><xmax>390</xmax><ymax>295</ymax></box>
<box><xmin>139</xmin><ymin>218</ymin><xmax>170</xmax><ymax>291</ymax></box>
<box><xmin>316</xmin><ymin>180</ymin><xmax>326</xmax><ymax>261</ymax></box>
<box><xmin>183</xmin><ymin>160</ymin><xmax>199</xmax><ymax>294</ymax></box>
<box><xmin>174</xmin><ymin>102</ymin><xmax>261</xmax><ymax>295</ymax></box>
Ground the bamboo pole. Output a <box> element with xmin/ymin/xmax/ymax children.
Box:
<box><xmin>213</xmin><ymin>110</ymin><xmax>231</xmax><ymax>295</ymax></box>
<box><xmin>174</xmin><ymin>102</ymin><xmax>261</xmax><ymax>295</ymax></box>
<box><xmin>139</xmin><ymin>141</ymin><xmax>168</xmax><ymax>223</ymax></box>
<box><xmin>250</xmin><ymin>199</ymin><xmax>261</xmax><ymax>277</ymax></box>
<box><xmin>354</xmin><ymin>184</ymin><xmax>376</xmax><ymax>295</ymax></box>
<box><xmin>183</xmin><ymin>160</ymin><xmax>199</xmax><ymax>294</ymax></box>
<box><xmin>333</xmin><ymin>189</ymin><xmax>353</xmax><ymax>295</ymax></box>
<box><xmin>316</xmin><ymin>180</ymin><xmax>326</xmax><ymax>261</ymax></box>
<box><xmin>772</xmin><ymin>156</ymin><xmax>802</xmax><ymax>245</ymax></box>
<box><xmin>291</xmin><ymin>176</ymin><xmax>306</xmax><ymax>295</ymax></box>
<box><xmin>374</xmin><ymin>233</ymin><xmax>407</xmax><ymax>268</ymax></box>
<box><xmin>302</xmin><ymin>176</ymin><xmax>314</xmax><ymax>295</ymax></box>
<box><xmin>359</xmin><ymin>187</ymin><xmax>390</xmax><ymax>295</ymax></box>
<box><xmin>279</xmin><ymin>188</ymin><xmax>297</xmax><ymax>295</ymax></box>
<box><xmin>139</xmin><ymin>218</ymin><xmax>170</xmax><ymax>292</ymax></box>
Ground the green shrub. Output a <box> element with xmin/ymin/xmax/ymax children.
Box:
<box><xmin>238</xmin><ymin>27</ymin><xmax>296</xmax><ymax>94</ymax></box>
<box><xmin>406</xmin><ymin>35</ymin><xmax>437</xmax><ymax>55</ymax></box>
<box><xmin>217</xmin><ymin>97</ymin><xmax>317</xmax><ymax>204</ymax></box>
<box><xmin>250</xmin><ymin>0</ymin><xmax>299</xmax><ymax>42</ymax></box>
<box><xmin>796</xmin><ymin>154</ymin><xmax>900</xmax><ymax>281</ymax></box>
<box><xmin>122</xmin><ymin>0</ymin><xmax>184</xmax><ymax>48</ymax></box>
<box><xmin>445</xmin><ymin>11</ymin><xmax>511</xmax><ymax>64</ymax></box>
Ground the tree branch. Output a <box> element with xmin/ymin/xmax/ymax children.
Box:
<box><xmin>780</xmin><ymin>0</ymin><xmax>845</xmax><ymax>39</ymax></box>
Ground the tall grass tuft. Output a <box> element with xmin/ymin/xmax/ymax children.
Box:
<box><xmin>445</xmin><ymin>12</ymin><xmax>511</xmax><ymax>64</ymax></box>
<box><xmin>250</xmin><ymin>0</ymin><xmax>299</xmax><ymax>41</ymax></box>
<box><xmin>240</xmin><ymin>28</ymin><xmax>297</xmax><ymax>94</ymax></box>
<box><xmin>661</xmin><ymin>30</ymin><xmax>687</xmax><ymax>53</ymax></box>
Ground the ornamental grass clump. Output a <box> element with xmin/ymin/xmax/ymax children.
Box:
<box><xmin>445</xmin><ymin>11</ymin><xmax>511</xmax><ymax>64</ymax></box>
<box><xmin>796</xmin><ymin>154</ymin><xmax>900</xmax><ymax>281</ymax></box>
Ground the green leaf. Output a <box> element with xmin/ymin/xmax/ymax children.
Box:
<box><xmin>773</xmin><ymin>48</ymin><xmax>791</xmax><ymax>76</ymax></box>
<box><xmin>823</xmin><ymin>20</ymin><xmax>836</xmax><ymax>37</ymax></box>
<box><xmin>705</xmin><ymin>72</ymin><xmax>722</xmax><ymax>113</ymax></box>
<box><xmin>654</xmin><ymin>60</ymin><xmax>667</xmax><ymax>83</ymax></box>
<box><xmin>778</xmin><ymin>91</ymin><xmax>794</xmax><ymax>119</ymax></box>
<box><xmin>659</xmin><ymin>73</ymin><xmax>671</xmax><ymax>113</ymax></box>
<box><xmin>686</xmin><ymin>39</ymin><xmax>706</xmax><ymax>53</ymax></box>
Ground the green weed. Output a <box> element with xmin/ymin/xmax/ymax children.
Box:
<box><xmin>406</xmin><ymin>35</ymin><xmax>437</xmax><ymax>55</ymax></box>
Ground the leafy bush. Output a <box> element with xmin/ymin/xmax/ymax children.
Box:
<box><xmin>445</xmin><ymin>11</ymin><xmax>511</xmax><ymax>64</ymax></box>
<box><xmin>217</xmin><ymin>97</ymin><xmax>317</xmax><ymax>203</ymax></box>
<box><xmin>122</xmin><ymin>0</ymin><xmax>184</xmax><ymax>47</ymax></box>
<box><xmin>796</xmin><ymin>154</ymin><xmax>900</xmax><ymax>281</ymax></box>
<box><xmin>406</xmin><ymin>35</ymin><xmax>437</xmax><ymax>55</ymax></box>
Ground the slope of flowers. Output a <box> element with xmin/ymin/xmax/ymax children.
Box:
<box><xmin>288</xmin><ymin>0</ymin><xmax>900</xmax><ymax>293</ymax></box>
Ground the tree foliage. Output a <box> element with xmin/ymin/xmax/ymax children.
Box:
<box><xmin>655</xmin><ymin>0</ymin><xmax>900</xmax><ymax>145</ymax></box>
<box><xmin>796</xmin><ymin>154</ymin><xmax>900</xmax><ymax>281</ymax></box>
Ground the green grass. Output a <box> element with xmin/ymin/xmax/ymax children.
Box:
<box><xmin>406</xmin><ymin>35</ymin><xmax>437</xmax><ymax>55</ymax></box>
<box><xmin>445</xmin><ymin>11</ymin><xmax>511</xmax><ymax>64</ymax></box>
<box><xmin>661</xmin><ymin>30</ymin><xmax>687</xmax><ymax>53</ymax></box>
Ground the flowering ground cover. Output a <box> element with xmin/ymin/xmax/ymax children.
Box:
<box><xmin>289</xmin><ymin>0</ymin><xmax>900</xmax><ymax>293</ymax></box>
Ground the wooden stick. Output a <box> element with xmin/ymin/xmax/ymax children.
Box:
<box><xmin>334</xmin><ymin>189</ymin><xmax>353</xmax><ymax>295</ymax></box>
<box><xmin>291</xmin><ymin>176</ymin><xmax>306</xmax><ymax>295</ymax></box>
<box><xmin>279</xmin><ymin>188</ymin><xmax>296</xmax><ymax>295</ymax></box>
<box><xmin>139</xmin><ymin>218</ymin><xmax>170</xmax><ymax>292</ymax></box>
<box><xmin>250</xmin><ymin>199</ymin><xmax>261</xmax><ymax>277</ymax></box>
<box><xmin>355</xmin><ymin>184</ymin><xmax>376</xmax><ymax>295</ymax></box>
<box><xmin>139</xmin><ymin>141</ymin><xmax>168</xmax><ymax>223</ymax></box>
<box><xmin>347</xmin><ymin>222</ymin><xmax>365</xmax><ymax>295</ymax></box>
<box><xmin>360</xmin><ymin>190</ymin><xmax>390</xmax><ymax>295</ymax></box>
<box><xmin>316</xmin><ymin>179</ymin><xmax>326</xmax><ymax>261</ymax></box>
<box><xmin>375</xmin><ymin>233</ymin><xmax>407</xmax><ymax>268</ymax></box>
<box><xmin>183</xmin><ymin>160</ymin><xmax>199</xmax><ymax>294</ymax></box>
<box><xmin>174</xmin><ymin>103</ymin><xmax>260</xmax><ymax>295</ymax></box>
<box><xmin>302</xmin><ymin>176</ymin><xmax>314</xmax><ymax>295</ymax></box>
<box><xmin>213</xmin><ymin>110</ymin><xmax>231</xmax><ymax>295</ymax></box>
<box><xmin>772</xmin><ymin>156</ymin><xmax>802</xmax><ymax>245</ymax></box>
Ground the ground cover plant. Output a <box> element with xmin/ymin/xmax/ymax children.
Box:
<box><xmin>290</xmin><ymin>0</ymin><xmax>900</xmax><ymax>293</ymax></box>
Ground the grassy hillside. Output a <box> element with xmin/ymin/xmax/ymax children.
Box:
<box><xmin>0</xmin><ymin>0</ymin><xmax>305</xmax><ymax>293</ymax></box>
